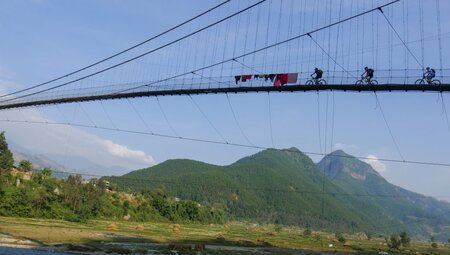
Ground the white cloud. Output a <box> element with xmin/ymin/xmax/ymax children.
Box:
<box><xmin>334</xmin><ymin>142</ymin><xmax>359</xmax><ymax>151</ymax></box>
<box><xmin>364</xmin><ymin>155</ymin><xmax>387</xmax><ymax>173</ymax></box>
<box><xmin>0</xmin><ymin>108</ymin><xmax>155</xmax><ymax>174</ymax></box>
<box><xmin>0</xmin><ymin>65</ymin><xmax>154</xmax><ymax>175</ymax></box>
<box><xmin>101</xmin><ymin>140</ymin><xmax>153</xmax><ymax>165</ymax></box>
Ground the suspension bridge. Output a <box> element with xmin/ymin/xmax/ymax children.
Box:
<box><xmin>0</xmin><ymin>0</ymin><xmax>448</xmax><ymax>111</ymax></box>
<box><xmin>0</xmin><ymin>0</ymin><xmax>449</xmax><ymax>167</ymax></box>
<box><xmin>0</xmin><ymin>83</ymin><xmax>449</xmax><ymax>110</ymax></box>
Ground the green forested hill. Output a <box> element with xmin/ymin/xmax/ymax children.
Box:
<box><xmin>317</xmin><ymin>150</ymin><xmax>450</xmax><ymax>240</ymax></box>
<box><xmin>106</xmin><ymin>148</ymin><xmax>388</xmax><ymax>232</ymax></box>
<box><xmin>106</xmin><ymin>148</ymin><xmax>450</xmax><ymax>238</ymax></box>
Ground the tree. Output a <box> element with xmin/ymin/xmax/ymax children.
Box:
<box><xmin>0</xmin><ymin>132</ymin><xmax>13</xmax><ymax>170</ymax></box>
<box><xmin>448</xmin><ymin>238</ymin><xmax>450</xmax><ymax>247</ymax></box>
<box><xmin>62</xmin><ymin>175</ymin><xmax>106</xmax><ymax>221</ymax></box>
<box><xmin>41</xmin><ymin>168</ymin><xmax>52</xmax><ymax>179</ymax></box>
<box><xmin>335</xmin><ymin>232</ymin><xmax>346</xmax><ymax>244</ymax></box>
<box><xmin>63</xmin><ymin>175</ymin><xmax>85</xmax><ymax>216</ymax></box>
<box><xmin>431</xmin><ymin>236</ymin><xmax>438</xmax><ymax>249</ymax></box>
<box><xmin>19</xmin><ymin>160</ymin><xmax>33</xmax><ymax>172</ymax></box>
<box><xmin>386</xmin><ymin>234</ymin><xmax>401</xmax><ymax>250</ymax></box>
<box><xmin>400</xmin><ymin>231</ymin><xmax>411</xmax><ymax>247</ymax></box>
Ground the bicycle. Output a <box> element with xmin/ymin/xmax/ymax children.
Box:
<box><xmin>355</xmin><ymin>76</ymin><xmax>378</xmax><ymax>85</ymax></box>
<box><xmin>305</xmin><ymin>78</ymin><xmax>327</xmax><ymax>85</ymax></box>
<box><xmin>414</xmin><ymin>77</ymin><xmax>441</xmax><ymax>85</ymax></box>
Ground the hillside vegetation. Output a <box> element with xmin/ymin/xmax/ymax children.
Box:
<box><xmin>2</xmin><ymin>130</ymin><xmax>450</xmax><ymax>241</ymax></box>
<box><xmin>0</xmin><ymin>132</ymin><xmax>225</xmax><ymax>224</ymax></box>
<box><xmin>107</xmin><ymin>148</ymin><xmax>450</xmax><ymax>240</ymax></box>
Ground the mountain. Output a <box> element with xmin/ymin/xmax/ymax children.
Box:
<box><xmin>12</xmin><ymin>150</ymin><xmax>67</xmax><ymax>172</ymax></box>
<box><xmin>11</xmin><ymin>150</ymin><xmax>114</xmax><ymax>179</ymax></box>
<box><xmin>106</xmin><ymin>148</ymin><xmax>450</xmax><ymax>239</ymax></box>
<box><xmin>108</xmin><ymin>148</ymin><xmax>389</xmax><ymax>232</ymax></box>
<box><xmin>317</xmin><ymin>150</ymin><xmax>450</xmax><ymax>240</ymax></box>
<box><xmin>9</xmin><ymin>142</ymin><xmax>129</xmax><ymax>177</ymax></box>
<box><xmin>47</xmin><ymin>154</ymin><xmax>129</xmax><ymax>176</ymax></box>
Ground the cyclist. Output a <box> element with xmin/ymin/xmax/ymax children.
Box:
<box><xmin>311</xmin><ymin>68</ymin><xmax>323</xmax><ymax>84</ymax></box>
<box><xmin>362</xmin><ymin>66</ymin><xmax>374</xmax><ymax>83</ymax></box>
<box><xmin>423</xmin><ymin>67</ymin><xmax>436</xmax><ymax>84</ymax></box>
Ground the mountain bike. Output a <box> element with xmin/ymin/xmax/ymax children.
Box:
<box><xmin>305</xmin><ymin>78</ymin><xmax>327</xmax><ymax>85</ymax></box>
<box><xmin>355</xmin><ymin>76</ymin><xmax>378</xmax><ymax>85</ymax></box>
<box><xmin>414</xmin><ymin>77</ymin><xmax>441</xmax><ymax>85</ymax></box>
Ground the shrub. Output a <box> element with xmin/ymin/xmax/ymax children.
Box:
<box><xmin>335</xmin><ymin>232</ymin><xmax>346</xmax><ymax>244</ymax></box>
<box><xmin>303</xmin><ymin>228</ymin><xmax>312</xmax><ymax>236</ymax></box>
<box><xmin>19</xmin><ymin>160</ymin><xmax>33</xmax><ymax>172</ymax></box>
<box><xmin>400</xmin><ymin>231</ymin><xmax>410</xmax><ymax>247</ymax></box>
<box><xmin>386</xmin><ymin>234</ymin><xmax>401</xmax><ymax>250</ymax></box>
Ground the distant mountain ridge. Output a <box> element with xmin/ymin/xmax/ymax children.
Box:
<box><xmin>12</xmin><ymin>149</ymin><xmax>67</xmax><ymax>172</ymax></box>
<box><xmin>318</xmin><ymin>150</ymin><xmax>381</xmax><ymax>180</ymax></box>
<box><xmin>317</xmin><ymin>150</ymin><xmax>450</xmax><ymax>240</ymax></box>
<box><xmin>106</xmin><ymin>148</ymin><xmax>450</xmax><ymax>240</ymax></box>
<box><xmin>11</xmin><ymin>148</ymin><xmax>129</xmax><ymax>177</ymax></box>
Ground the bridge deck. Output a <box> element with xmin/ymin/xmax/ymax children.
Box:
<box><xmin>1</xmin><ymin>84</ymin><xmax>449</xmax><ymax>110</ymax></box>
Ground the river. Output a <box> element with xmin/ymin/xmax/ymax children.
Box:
<box><xmin>0</xmin><ymin>244</ymin><xmax>339</xmax><ymax>255</ymax></box>
<box><xmin>0</xmin><ymin>246</ymin><xmax>74</xmax><ymax>255</ymax></box>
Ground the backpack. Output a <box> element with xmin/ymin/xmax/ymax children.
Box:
<box><xmin>431</xmin><ymin>68</ymin><xmax>436</xmax><ymax>73</ymax></box>
<box><xmin>367</xmin><ymin>69</ymin><xmax>374</xmax><ymax>75</ymax></box>
<box><xmin>317</xmin><ymin>69</ymin><xmax>323</xmax><ymax>75</ymax></box>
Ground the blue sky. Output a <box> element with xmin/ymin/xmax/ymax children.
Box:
<box><xmin>0</xmin><ymin>0</ymin><xmax>450</xmax><ymax>201</ymax></box>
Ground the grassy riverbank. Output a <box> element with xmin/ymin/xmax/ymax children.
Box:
<box><xmin>1</xmin><ymin>216</ymin><xmax>449</xmax><ymax>254</ymax></box>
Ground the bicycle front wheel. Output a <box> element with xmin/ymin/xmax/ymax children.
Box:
<box><xmin>355</xmin><ymin>80</ymin><xmax>364</xmax><ymax>85</ymax></box>
<box><xmin>305</xmin><ymin>80</ymin><xmax>314</xmax><ymax>85</ymax></box>
<box><xmin>432</xmin><ymin>79</ymin><xmax>441</xmax><ymax>85</ymax></box>
<box><xmin>415</xmin><ymin>79</ymin><xmax>425</xmax><ymax>85</ymax></box>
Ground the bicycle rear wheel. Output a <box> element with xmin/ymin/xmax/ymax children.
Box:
<box><xmin>432</xmin><ymin>79</ymin><xmax>441</xmax><ymax>85</ymax></box>
<box><xmin>370</xmin><ymin>80</ymin><xmax>378</xmax><ymax>85</ymax></box>
<box><xmin>318</xmin><ymin>79</ymin><xmax>327</xmax><ymax>85</ymax></box>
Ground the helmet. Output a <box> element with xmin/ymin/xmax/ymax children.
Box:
<box><xmin>364</xmin><ymin>66</ymin><xmax>368</xmax><ymax>70</ymax></box>
<box><xmin>314</xmin><ymin>67</ymin><xmax>318</xmax><ymax>71</ymax></box>
<box><xmin>426</xmin><ymin>67</ymin><xmax>430</xmax><ymax>70</ymax></box>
